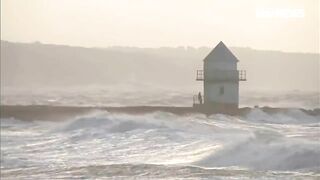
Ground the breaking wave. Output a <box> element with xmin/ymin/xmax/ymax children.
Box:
<box><xmin>196</xmin><ymin>130</ymin><xmax>320</xmax><ymax>171</ymax></box>
<box><xmin>1</xmin><ymin>110</ymin><xmax>320</xmax><ymax>179</ymax></box>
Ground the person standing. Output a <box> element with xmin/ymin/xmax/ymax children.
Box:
<box><xmin>198</xmin><ymin>92</ymin><xmax>202</xmax><ymax>104</ymax></box>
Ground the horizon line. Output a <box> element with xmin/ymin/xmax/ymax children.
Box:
<box><xmin>1</xmin><ymin>39</ymin><xmax>319</xmax><ymax>55</ymax></box>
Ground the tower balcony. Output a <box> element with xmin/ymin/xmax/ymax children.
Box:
<box><xmin>239</xmin><ymin>70</ymin><xmax>246</xmax><ymax>81</ymax></box>
<box><xmin>196</xmin><ymin>70</ymin><xmax>204</xmax><ymax>81</ymax></box>
<box><xmin>196</xmin><ymin>70</ymin><xmax>246</xmax><ymax>82</ymax></box>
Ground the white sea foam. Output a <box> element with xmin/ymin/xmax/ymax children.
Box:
<box><xmin>1</xmin><ymin>110</ymin><xmax>319</xmax><ymax>179</ymax></box>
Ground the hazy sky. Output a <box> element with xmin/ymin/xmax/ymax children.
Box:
<box><xmin>1</xmin><ymin>0</ymin><xmax>319</xmax><ymax>53</ymax></box>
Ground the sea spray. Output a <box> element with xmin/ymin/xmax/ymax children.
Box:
<box><xmin>1</xmin><ymin>110</ymin><xmax>319</xmax><ymax>179</ymax></box>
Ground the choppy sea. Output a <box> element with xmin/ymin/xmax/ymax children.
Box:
<box><xmin>1</xmin><ymin>86</ymin><xmax>319</xmax><ymax>179</ymax></box>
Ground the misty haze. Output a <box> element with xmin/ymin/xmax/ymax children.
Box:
<box><xmin>1</xmin><ymin>41</ymin><xmax>319</xmax><ymax>108</ymax></box>
<box><xmin>1</xmin><ymin>0</ymin><xmax>319</xmax><ymax>179</ymax></box>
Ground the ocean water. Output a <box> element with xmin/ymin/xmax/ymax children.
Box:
<box><xmin>1</xmin><ymin>86</ymin><xmax>319</xmax><ymax>109</ymax></box>
<box><xmin>1</xmin><ymin>109</ymin><xmax>320</xmax><ymax>179</ymax></box>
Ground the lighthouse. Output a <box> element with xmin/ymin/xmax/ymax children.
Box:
<box><xmin>194</xmin><ymin>41</ymin><xmax>246</xmax><ymax>113</ymax></box>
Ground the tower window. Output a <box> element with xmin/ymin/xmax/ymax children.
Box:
<box><xmin>219</xmin><ymin>86</ymin><xmax>224</xmax><ymax>95</ymax></box>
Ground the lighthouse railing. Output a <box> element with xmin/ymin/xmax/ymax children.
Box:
<box><xmin>193</xmin><ymin>94</ymin><xmax>202</xmax><ymax>107</ymax></box>
<box><xmin>239</xmin><ymin>70</ymin><xmax>246</xmax><ymax>81</ymax></box>
<box><xmin>196</xmin><ymin>69</ymin><xmax>246</xmax><ymax>81</ymax></box>
<box><xmin>196</xmin><ymin>70</ymin><xmax>204</xmax><ymax>81</ymax></box>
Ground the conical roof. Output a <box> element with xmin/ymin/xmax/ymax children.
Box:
<box><xmin>204</xmin><ymin>41</ymin><xmax>238</xmax><ymax>63</ymax></box>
